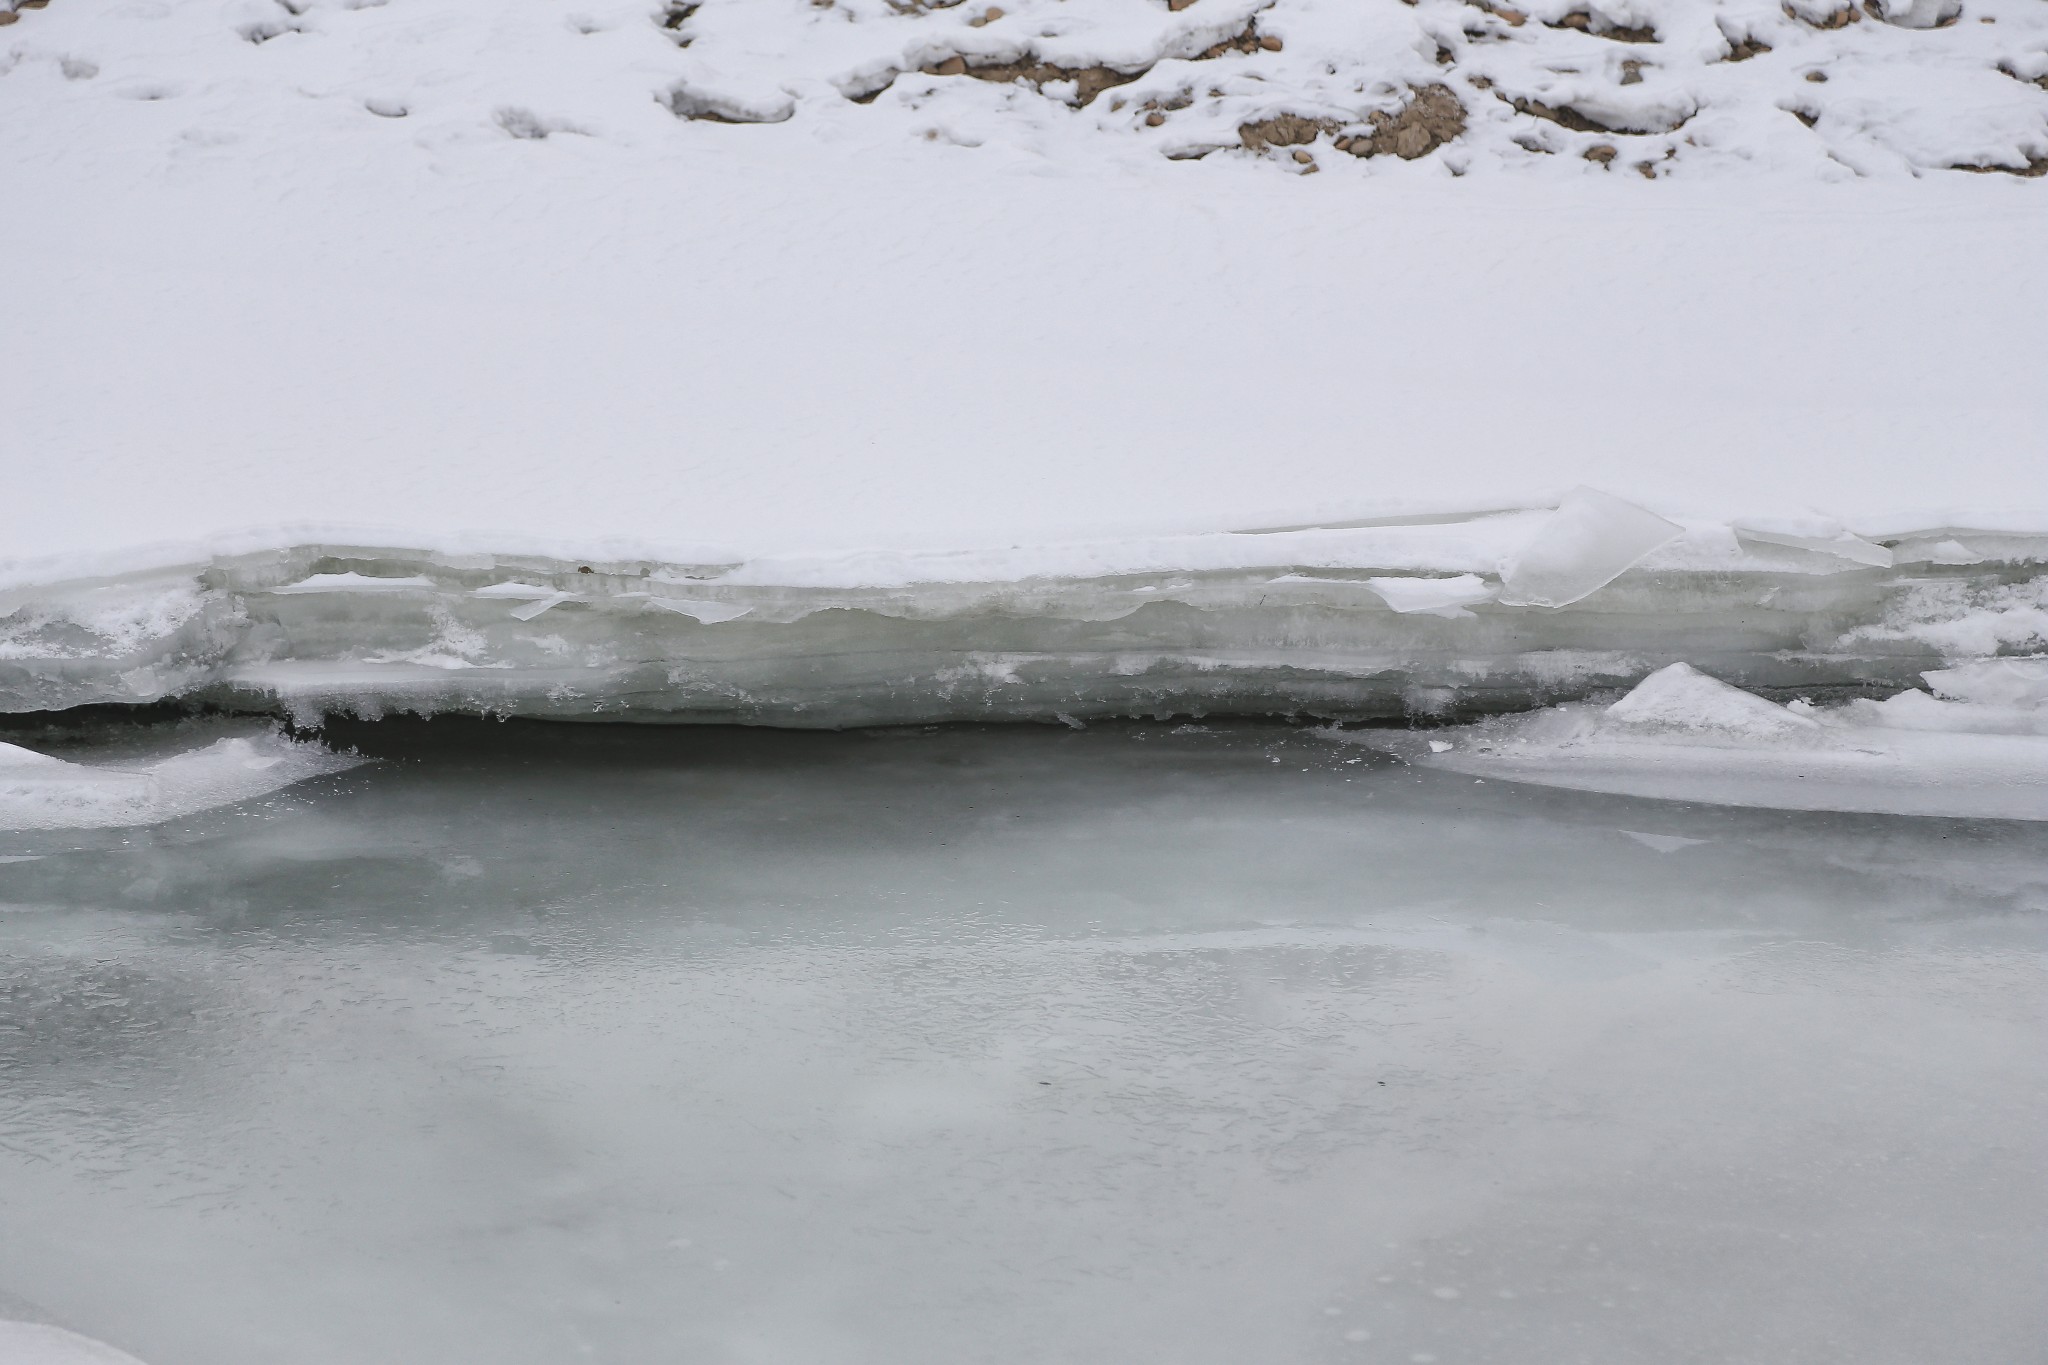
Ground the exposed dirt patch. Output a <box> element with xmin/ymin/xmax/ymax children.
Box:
<box><xmin>1723</xmin><ymin>32</ymin><xmax>1773</xmax><ymax>59</ymax></box>
<box><xmin>1953</xmin><ymin>155</ymin><xmax>2048</xmax><ymax>178</ymax></box>
<box><xmin>1195</xmin><ymin>19</ymin><xmax>1284</xmax><ymax>58</ymax></box>
<box><xmin>1239</xmin><ymin>112</ymin><xmax>1338</xmax><ymax>150</ymax></box>
<box><xmin>1997</xmin><ymin>63</ymin><xmax>2048</xmax><ymax>92</ymax></box>
<box><xmin>1547</xmin><ymin>11</ymin><xmax>1657</xmax><ymax>41</ymax></box>
<box><xmin>1511</xmin><ymin>93</ymin><xmax>1686</xmax><ymax>134</ymax></box>
<box><xmin>1785</xmin><ymin>2</ymin><xmax>1861</xmax><ymax>27</ymax></box>
<box><xmin>916</xmin><ymin>13</ymin><xmax>1277</xmax><ymax>108</ymax></box>
<box><xmin>922</xmin><ymin>54</ymin><xmax>1145</xmax><ymax>105</ymax></box>
<box><xmin>1463</xmin><ymin>0</ymin><xmax>1529</xmax><ymax>26</ymax></box>
<box><xmin>1338</xmin><ymin>84</ymin><xmax>1467</xmax><ymax>158</ymax></box>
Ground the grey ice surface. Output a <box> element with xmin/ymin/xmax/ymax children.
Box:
<box><xmin>1</xmin><ymin>719</ymin><xmax>2044</xmax><ymax>1365</ymax></box>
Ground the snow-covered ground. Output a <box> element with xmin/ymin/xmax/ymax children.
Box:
<box><xmin>2</xmin><ymin>0</ymin><xmax>2046</xmax><ymax>581</ymax></box>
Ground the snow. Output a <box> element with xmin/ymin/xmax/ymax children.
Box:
<box><xmin>1601</xmin><ymin>660</ymin><xmax>1822</xmax><ymax>739</ymax></box>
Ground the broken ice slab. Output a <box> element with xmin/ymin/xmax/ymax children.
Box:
<box><xmin>1496</xmin><ymin>488</ymin><xmax>1684</xmax><ymax>609</ymax></box>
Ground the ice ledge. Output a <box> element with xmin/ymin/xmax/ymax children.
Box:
<box><xmin>1</xmin><ymin>507</ymin><xmax>2043</xmax><ymax>727</ymax></box>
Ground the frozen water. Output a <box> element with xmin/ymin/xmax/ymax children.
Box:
<box><xmin>1</xmin><ymin>719</ymin><xmax>2043</xmax><ymax>1365</ymax></box>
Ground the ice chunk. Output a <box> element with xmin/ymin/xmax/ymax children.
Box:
<box><xmin>0</xmin><ymin>729</ymin><xmax>362</xmax><ymax>831</ymax></box>
<box><xmin>1364</xmin><ymin>575</ymin><xmax>1497</xmax><ymax>619</ymax></box>
<box><xmin>0</xmin><ymin>1322</ymin><xmax>149</xmax><ymax>1365</ymax></box>
<box><xmin>1497</xmin><ymin>490</ymin><xmax>1683</xmax><ymax>609</ymax></box>
<box><xmin>1734</xmin><ymin>529</ymin><xmax>1894</xmax><ymax>569</ymax></box>
<box><xmin>1602</xmin><ymin>663</ymin><xmax>1823</xmax><ymax>743</ymax></box>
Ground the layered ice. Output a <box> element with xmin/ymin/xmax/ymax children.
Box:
<box><xmin>2</xmin><ymin>498</ymin><xmax>2043</xmax><ymax>728</ymax></box>
<box><xmin>1358</xmin><ymin>659</ymin><xmax>2048</xmax><ymax>819</ymax></box>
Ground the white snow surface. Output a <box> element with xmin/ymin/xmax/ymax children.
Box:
<box><xmin>1</xmin><ymin>0</ymin><xmax>2045</xmax><ymax>585</ymax></box>
<box><xmin>1365</xmin><ymin>659</ymin><xmax>2048</xmax><ymax>818</ymax></box>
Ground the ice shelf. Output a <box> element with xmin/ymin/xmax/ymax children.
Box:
<box><xmin>2</xmin><ymin>510</ymin><xmax>2042</xmax><ymax>728</ymax></box>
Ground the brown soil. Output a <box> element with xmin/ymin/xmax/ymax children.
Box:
<box><xmin>1785</xmin><ymin>2</ymin><xmax>1861</xmax><ymax>27</ymax></box>
<box><xmin>922</xmin><ymin>55</ymin><xmax>1144</xmax><ymax>105</ymax></box>
<box><xmin>1238</xmin><ymin>113</ymin><xmax>1338</xmax><ymax>150</ymax></box>
<box><xmin>1464</xmin><ymin>0</ymin><xmax>1528</xmax><ymax>26</ymax></box>
<box><xmin>1512</xmin><ymin>93</ymin><xmax>1687</xmax><ymax>134</ymax></box>
<box><xmin>1953</xmin><ymin>156</ymin><xmax>2048</xmax><ymax>178</ymax></box>
<box><xmin>1724</xmin><ymin>33</ymin><xmax>1773</xmax><ymax>59</ymax></box>
<box><xmin>1342</xmin><ymin>83</ymin><xmax>1467</xmax><ymax>158</ymax></box>
<box><xmin>1548</xmin><ymin>11</ymin><xmax>1657</xmax><ymax>41</ymax></box>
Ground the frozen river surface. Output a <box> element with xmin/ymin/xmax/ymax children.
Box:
<box><xmin>1</xmin><ymin>720</ymin><xmax>2044</xmax><ymax>1365</ymax></box>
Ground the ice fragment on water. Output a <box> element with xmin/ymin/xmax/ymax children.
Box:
<box><xmin>1497</xmin><ymin>488</ymin><xmax>1682</xmax><ymax>609</ymax></box>
<box><xmin>0</xmin><ymin>730</ymin><xmax>361</xmax><ymax>832</ymax></box>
